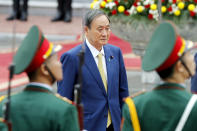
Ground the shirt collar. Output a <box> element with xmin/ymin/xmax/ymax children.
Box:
<box><xmin>159</xmin><ymin>81</ymin><xmax>186</xmax><ymax>88</ymax></box>
<box><xmin>27</xmin><ymin>82</ymin><xmax>53</xmax><ymax>91</ymax></box>
<box><xmin>86</xmin><ymin>38</ymin><xmax>105</xmax><ymax>58</ymax></box>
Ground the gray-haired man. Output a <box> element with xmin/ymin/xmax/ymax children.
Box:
<box><xmin>58</xmin><ymin>9</ymin><xmax>129</xmax><ymax>131</ymax></box>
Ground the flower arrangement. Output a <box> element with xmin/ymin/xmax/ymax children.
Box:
<box><xmin>90</xmin><ymin>0</ymin><xmax>197</xmax><ymax>21</ymax></box>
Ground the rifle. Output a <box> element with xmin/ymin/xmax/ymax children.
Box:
<box><xmin>2</xmin><ymin>15</ymin><xmax>17</xmax><ymax>131</ymax></box>
<box><xmin>3</xmin><ymin>64</ymin><xmax>14</xmax><ymax>131</ymax></box>
<box><xmin>74</xmin><ymin>44</ymin><xmax>85</xmax><ymax>130</ymax></box>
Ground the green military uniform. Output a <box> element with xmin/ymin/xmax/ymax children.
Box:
<box><xmin>0</xmin><ymin>25</ymin><xmax>79</xmax><ymax>131</ymax></box>
<box><xmin>122</xmin><ymin>83</ymin><xmax>197</xmax><ymax>131</ymax></box>
<box><xmin>0</xmin><ymin>84</ymin><xmax>79</xmax><ymax>131</ymax></box>
<box><xmin>122</xmin><ymin>22</ymin><xmax>197</xmax><ymax>131</ymax></box>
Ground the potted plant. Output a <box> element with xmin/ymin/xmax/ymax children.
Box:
<box><xmin>91</xmin><ymin>0</ymin><xmax>197</xmax><ymax>56</ymax></box>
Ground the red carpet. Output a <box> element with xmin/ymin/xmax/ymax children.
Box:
<box><xmin>0</xmin><ymin>33</ymin><xmax>141</xmax><ymax>91</ymax></box>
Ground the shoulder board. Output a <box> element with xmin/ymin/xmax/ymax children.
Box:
<box><xmin>0</xmin><ymin>117</ymin><xmax>3</xmax><ymax>122</ymax></box>
<box><xmin>55</xmin><ymin>94</ymin><xmax>74</xmax><ymax>105</ymax></box>
<box><xmin>0</xmin><ymin>96</ymin><xmax>6</xmax><ymax>103</ymax></box>
<box><xmin>0</xmin><ymin>92</ymin><xmax>18</xmax><ymax>103</ymax></box>
<box><xmin>128</xmin><ymin>89</ymin><xmax>146</xmax><ymax>99</ymax></box>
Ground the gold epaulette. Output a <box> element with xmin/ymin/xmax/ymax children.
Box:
<box><xmin>0</xmin><ymin>117</ymin><xmax>3</xmax><ymax>122</ymax></box>
<box><xmin>124</xmin><ymin>97</ymin><xmax>141</xmax><ymax>131</ymax></box>
<box><xmin>55</xmin><ymin>94</ymin><xmax>73</xmax><ymax>105</ymax></box>
<box><xmin>0</xmin><ymin>96</ymin><xmax>6</xmax><ymax>103</ymax></box>
<box><xmin>0</xmin><ymin>92</ymin><xmax>18</xmax><ymax>103</ymax></box>
<box><xmin>129</xmin><ymin>89</ymin><xmax>146</xmax><ymax>98</ymax></box>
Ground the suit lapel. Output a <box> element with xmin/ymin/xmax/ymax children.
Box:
<box><xmin>84</xmin><ymin>42</ymin><xmax>107</xmax><ymax>96</ymax></box>
<box><xmin>104</xmin><ymin>45</ymin><xmax>115</xmax><ymax>96</ymax></box>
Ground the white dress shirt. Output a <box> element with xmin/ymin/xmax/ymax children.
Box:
<box><xmin>86</xmin><ymin>38</ymin><xmax>108</xmax><ymax>81</ymax></box>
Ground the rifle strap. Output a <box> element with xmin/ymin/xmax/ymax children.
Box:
<box><xmin>175</xmin><ymin>94</ymin><xmax>197</xmax><ymax>131</ymax></box>
<box><xmin>125</xmin><ymin>97</ymin><xmax>141</xmax><ymax>131</ymax></box>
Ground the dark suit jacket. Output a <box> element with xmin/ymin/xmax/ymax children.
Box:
<box><xmin>57</xmin><ymin>41</ymin><xmax>129</xmax><ymax>131</ymax></box>
<box><xmin>191</xmin><ymin>53</ymin><xmax>197</xmax><ymax>93</ymax></box>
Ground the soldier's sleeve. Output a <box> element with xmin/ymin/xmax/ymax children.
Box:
<box><xmin>118</xmin><ymin>48</ymin><xmax>129</xmax><ymax>109</ymax></box>
<box><xmin>122</xmin><ymin>103</ymin><xmax>134</xmax><ymax>131</ymax></box>
<box><xmin>60</xmin><ymin>104</ymin><xmax>80</xmax><ymax>131</ymax></box>
<box><xmin>55</xmin><ymin>94</ymin><xmax>79</xmax><ymax>131</ymax></box>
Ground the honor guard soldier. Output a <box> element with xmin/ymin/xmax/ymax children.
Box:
<box><xmin>7</xmin><ymin>0</ymin><xmax>29</xmax><ymax>21</ymax></box>
<box><xmin>52</xmin><ymin>0</ymin><xmax>72</xmax><ymax>22</ymax></box>
<box><xmin>0</xmin><ymin>25</ymin><xmax>79</xmax><ymax>131</ymax></box>
<box><xmin>122</xmin><ymin>21</ymin><xmax>197</xmax><ymax>131</ymax></box>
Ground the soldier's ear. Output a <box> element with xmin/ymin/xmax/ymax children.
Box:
<box><xmin>176</xmin><ymin>60</ymin><xmax>185</xmax><ymax>73</ymax></box>
<box><xmin>40</xmin><ymin>64</ymin><xmax>49</xmax><ymax>76</ymax></box>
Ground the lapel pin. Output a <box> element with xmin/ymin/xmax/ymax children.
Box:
<box><xmin>109</xmin><ymin>56</ymin><xmax>114</xmax><ymax>62</ymax></box>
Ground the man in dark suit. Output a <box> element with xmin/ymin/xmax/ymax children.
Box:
<box><xmin>57</xmin><ymin>9</ymin><xmax>129</xmax><ymax>131</ymax></box>
<box><xmin>0</xmin><ymin>25</ymin><xmax>79</xmax><ymax>131</ymax></box>
<box><xmin>7</xmin><ymin>0</ymin><xmax>28</xmax><ymax>21</ymax></box>
<box><xmin>191</xmin><ymin>54</ymin><xmax>197</xmax><ymax>93</ymax></box>
<box><xmin>51</xmin><ymin>0</ymin><xmax>72</xmax><ymax>22</ymax></box>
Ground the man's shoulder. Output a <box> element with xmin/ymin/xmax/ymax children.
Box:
<box><xmin>62</xmin><ymin>44</ymin><xmax>82</xmax><ymax>56</ymax></box>
<box><xmin>60</xmin><ymin>44</ymin><xmax>82</xmax><ymax>61</ymax></box>
<box><xmin>106</xmin><ymin>43</ymin><xmax>120</xmax><ymax>50</ymax></box>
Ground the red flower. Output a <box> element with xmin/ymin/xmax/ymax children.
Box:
<box><xmin>104</xmin><ymin>0</ymin><xmax>107</xmax><ymax>2</ymax></box>
<box><xmin>145</xmin><ymin>4</ymin><xmax>150</xmax><ymax>8</ymax></box>
<box><xmin>100</xmin><ymin>5</ymin><xmax>104</xmax><ymax>8</ymax></box>
<box><xmin>168</xmin><ymin>6</ymin><xmax>172</xmax><ymax>12</ymax></box>
<box><xmin>190</xmin><ymin>11</ymin><xmax>196</xmax><ymax>17</ymax></box>
<box><xmin>114</xmin><ymin>1</ymin><xmax>119</xmax><ymax>6</ymax></box>
<box><xmin>162</xmin><ymin>0</ymin><xmax>165</xmax><ymax>3</ymax></box>
<box><xmin>194</xmin><ymin>0</ymin><xmax>197</xmax><ymax>3</ymax></box>
<box><xmin>112</xmin><ymin>10</ymin><xmax>117</xmax><ymax>15</ymax></box>
<box><xmin>133</xmin><ymin>2</ymin><xmax>138</xmax><ymax>7</ymax></box>
<box><xmin>148</xmin><ymin>14</ymin><xmax>153</xmax><ymax>19</ymax></box>
<box><xmin>124</xmin><ymin>10</ymin><xmax>130</xmax><ymax>16</ymax></box>
<box><xmin>173</xmin><ymin>0</ymin><xmax>176</xmax><ymax>3</ymax></box>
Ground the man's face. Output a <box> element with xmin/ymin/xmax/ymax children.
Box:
<box><xmin>85</xmin><ymin>15</ymin><xmax>110</xmax><ymax>50</ymax></box>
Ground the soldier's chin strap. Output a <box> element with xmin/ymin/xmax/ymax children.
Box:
<box><xmin>179</xmin><ymin>57</ymin><xmax>192</xmax><ymax>77</ymax></box>
<box><xmin>44</xmin><ymin>64</ymin><xmax>56</xmax><ymax>84</ymax></box>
